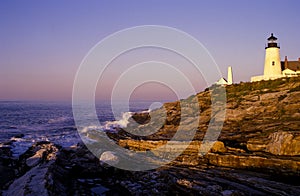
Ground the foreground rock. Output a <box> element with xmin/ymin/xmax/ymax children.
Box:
<box><xmin>1</xmin><ymin>141</ymin><xmax>300</xmax><ymax>195</ymax></box>
<box><xmin>1</xmin><ymin>141</ymin><xmax>60</xmax><ymax>196</ymax></box>
<box><xmin>0</xmin><ymin>142</ymin><xmax>15</xmax><ymax>190</ymax></box>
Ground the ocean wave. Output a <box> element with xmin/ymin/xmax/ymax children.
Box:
<box><xmin>0</xmin><ymin>101</ymin><xmax>154</xmax><ymax>157</ymax></box>
<box><xmin>10</xmin><ymin>137</ymin><xmax>25</xmax><ymax>142</ymax></box>
<box><xmin>77</xmin><ymin>111</ymin><xmax>131</xmax><ymax>135</ymax></box>
<box><xmin>0</xmin><ymin>125</ymin><xmax>18</xmax><ymax>130</ymax></box>
<box><xmin>48</xmin><ymin>117</ymin><xmax>70</xmax><ymax>124</ymax></box>
<box><xmin>103</xmin><ymin>109</ymin><xmax>151</xmax><ymax>131</ymax></box>
<box><xmin>80</xmin><ymin>125</ymin><xmax>103</xmax><ymax>133</ymax></box>
<box><xmin>103</xmin><ymin>112</ymin><xmax>133</xmax><ymax>131</ymax></box>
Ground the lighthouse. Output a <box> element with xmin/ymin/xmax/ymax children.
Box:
<box><xmin>251</xmin><ymin>33</ymin><xmax>300</xmax><ymax>82</ymax></box>
<box><xmin>263</xmin><ymin>33</ymin><xmax>282</xmax><ymax>79</ymax></box>
<box><xmin>227</xmin><ymin>66</ymin><xmax>233</xmax><ymax>85</ymax></box>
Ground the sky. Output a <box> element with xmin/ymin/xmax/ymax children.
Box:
<box><xmin>1</xmin><ymin>0</ymin><xmax>300</xmax><ymax>101</ymax></box>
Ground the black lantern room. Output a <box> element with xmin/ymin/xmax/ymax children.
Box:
<box><xmin>266</xmin><ymin>33</ymin><xmax>280</xmax><ymax>49</ymax></box>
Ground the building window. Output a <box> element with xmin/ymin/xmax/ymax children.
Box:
<box><xmin>272</xmin><ymin>61</ymin><xmax>275</xmax><ymax>66</ymax></box>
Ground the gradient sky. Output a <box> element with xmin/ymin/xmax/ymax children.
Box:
<box><xmin>1</xmin><ymin>0</ymin><xmax>300</xmax><ymax>101</ymax></box>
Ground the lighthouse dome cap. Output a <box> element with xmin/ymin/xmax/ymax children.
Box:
<box><xmin>267</xmin><ymin>33</ymin><xmax>277</xmax><ymax>41</ymax></box>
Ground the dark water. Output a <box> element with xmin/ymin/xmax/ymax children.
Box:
<box><xmin>0</xmin><ymin>100</ymin><xmax>158</xmax><ymax>156</ymax></box>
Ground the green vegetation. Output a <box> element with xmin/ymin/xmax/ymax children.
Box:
<box><xmin>229</xmin><ymin>78</ymin><xmax>286</xmax><ymax>93</ymax></box>
<box><xmin>226</xmin><ymin>77</ymin><xmax>300</xmax><ymax>101</ymax></box>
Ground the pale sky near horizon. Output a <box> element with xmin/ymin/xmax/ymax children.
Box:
<box><xmin>1</xmin><ymin>1</ymin><xmax>300</xmax><ymax>101</ymax></box>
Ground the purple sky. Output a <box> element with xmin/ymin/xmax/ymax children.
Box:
<box><xmin>1</xmin><ymin>1</ymin><xmax>300</xmax><ymax>101</ymax></box>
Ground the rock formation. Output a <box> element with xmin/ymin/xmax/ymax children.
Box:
<box><xmin>1</xmin><ymin>77</ymin><xmax>300</xmax><ymax>195</ymax></box>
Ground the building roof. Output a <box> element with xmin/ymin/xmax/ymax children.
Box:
<box><xmin>282</xmin><ymin>68</ymin><xmax>296</xmax><ymax>73</ymax></box>
<box><xmin>281</xmin><ymin>61</ymin><xmax>300</xmax><ymax>71</ymax></box>
<box><xmin>216</xmin><ymin>78</ymin><xmax>228</xmax><ymax>85</ymax></box>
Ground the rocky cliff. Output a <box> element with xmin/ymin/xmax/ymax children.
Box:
<box><xmin>1</xmin><ymin>77</ymin><xmax>300</xmax><ymax>195</ymax></box>
<box><xmin>116</xmin><ymin>77</ymin><xmax>300</xmax><ymax>174</ymax></box>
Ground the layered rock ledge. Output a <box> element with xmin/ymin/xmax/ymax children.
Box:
<box><xmin>1</xmin><ymin>141</ymin><xmax>300</xmax><ymax>195</ymax></box>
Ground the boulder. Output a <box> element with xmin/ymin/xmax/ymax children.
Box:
<box><xmin>266</xmin><ymin>131</ymin><xmax>300</xmax><ymax>156</ymax></box>
<box><xmin>100</xmin><ymin>151</ymin><xmax>119</xmax><ymax>166</ymax></box>
<box><xmin>2</xmin><ymin>142</ymin><xmax>59</xmax><ymax>196</ymax></box>
<box><xmin>210</xmin><ymin>141</ymin><xmax>227</xmax><ymax>153</ymax></box>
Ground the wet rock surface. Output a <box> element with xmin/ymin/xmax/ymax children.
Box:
<box><xmin>2</xmin><ymin>142</ymin><xmax>300</xmax><ymax>195</ymax></box>
<box><xmin>0</xmin><ymin>141</ymin><xmax>60</xmax><ymax>196</ymax></box>
<box><xmin>0</xmin><ymin>141</ymin><xmax>16</xmax><ymax>190</ymax></box>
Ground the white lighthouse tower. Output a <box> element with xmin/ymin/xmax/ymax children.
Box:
<box><xmin>263</xmin><ymin>33</ymin><xmax>282</xmax><ymax>79</ymax></box>
<box><xmin>227</xmin><ymin>66</ymin><xmax>233</xmax><ymax>85</ymax></box>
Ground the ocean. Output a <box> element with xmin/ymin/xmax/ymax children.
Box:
<box><xmin>0</xmin><ymin>100</ymin><xmax>157</xmax><ymax>157</ymax></box>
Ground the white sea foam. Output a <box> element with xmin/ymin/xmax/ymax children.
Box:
<box><xmin>102</xmin><ymin>109</ymin><xmax>153</xmax><ymax>132</ymax></box>
<box><xmin>80</xmin><ymin>125</ymin><xmax>102</xmax><ymax>133</ymax></box>
<box><xmin>103</xmin><ymin>112</ymin><xmax>133</xmax><ymax>131</ymax></box>
<box><xmin>10</xmin><ymin>137</ymin><xmax>25</xmax><ymax>142</ymax></box>
<box><xmin>79</xmin><ymin>112</ymin><xmax>134</xmax><ymax>136</ymax></box>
